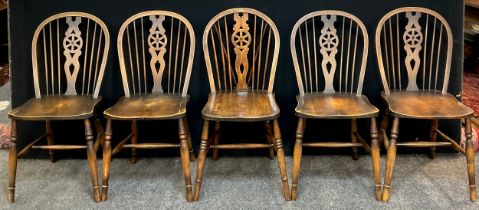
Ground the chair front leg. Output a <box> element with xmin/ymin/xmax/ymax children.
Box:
<box><xmin>428</xmin><ymin>120</ymin><xmax>438</xmax><ymax>159</ymax></box>
<box><xmin>291</xmin><ymin>118</ymin><xmax>306</xmax><ymax>200</ymax></box>
<box><xmin>194</xmin><ymin>120</ymin><xmax>210</xmax><ymax>201</ymax></box>
<box><xmin>382</xmin><ymin>117</ymin><xmax>399</xmax><ymax>202</ymax></box>
<box><xmin>178</xmin><ymin>118</ymin><xmax>193</xmax><ymax>202</ymax></box>
<box><xmin>370</xmin><ymin>117</ymin><xmax>381</xmax><ymax>201</ymax></box>
<box><xmin>101</xmin><ymin>119</ymin><xmax>112</xmax><ymax>201</ymax></box>
<box><xmin>84</xmin><ymin>119</ymin><xmax>101</xmax><ymax>202</ymax></box>
<box><xmin>46</xmin><ymin>120</ymin><xmax>56</xmax><ymax>163</ymax></box>
<box><xmin>272</xmin><ymin>119</ymin><xmax>291</xmax><ymax>201</ymax></box>
<box><xmin>465</xmin><ymin>118</ymin><xmax>477</xmax><ymax>202</ymax></box>
<box><xmin>7</xmin><ymin>119</ymin><xmax>18</xmax><ymax>204</ymax></box>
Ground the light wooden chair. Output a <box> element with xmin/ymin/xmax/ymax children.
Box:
<box><xmin>101</xmin><ymin>11</ymin><xmax>195</xmax><ymax>202</ymax></box>
<box><xmin>7</xmin><ymin>12</ymin><xmax>110</xmax><ymax>203</ymax></box>
<box><xmin>193</xmin><ymin>8</ymin><xmax>291</xmax><ymax>201</ymax></box>
<box><xmin>290</xmin><ymin>10</ymin><xmax>380</xmax><ymax>200</ymax></box>
<box><xmin>375</xmin><ymin>7</ymin><xmax>477</xmax><ymax>202</ymax></box>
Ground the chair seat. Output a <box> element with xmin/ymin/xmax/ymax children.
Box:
<box><xmin>104</xmin><ymin>94</ymin><xmax>188</xmax><ymax>120</ymax></box>
<box><xmin>9</xmin><ymin>95</ymin><xmax>101</xmax><ymax>120</ymax></box>
<box><xmin>295</xmin><ymin>93</ymin><xmax>379</xmax><ymax>119</ymax></box>
<box><xmin>202</xmin><ymin>91</ymin><xmax>280</xmax><ymax>121</ymax></box>
<box><xmin>381</xmin><ymin>91</ymin><xmax>474</xmax><ymax>119</ymax></box>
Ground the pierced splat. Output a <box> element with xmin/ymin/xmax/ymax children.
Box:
<box><xmin>148</xmin><ymin>15</ymin><xmax>168</xmax><ymax>93</ymax></box>
<box><xmin>319</xmin><ymin>15</ymin><xmax>339</xmax><ymax>93</ymax></box>
<box><xmin>231</xmin><ymin>13</ymin><xmax>251</xmax><ymax>90</ymax></box>
<box><xmin>63</xmin><ymin>17</ymin><xmax>83</xmax><ymax>95</ymax></box>
<box><xmin>403</xmin><ymin>12</ymin><xmax>423</xmax><ymax>90</ymax></box>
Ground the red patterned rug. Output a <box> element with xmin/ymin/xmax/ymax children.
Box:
<box><xmin>463</xmin><ymin>72</ymin><xmax>479</xmax><ymax>117</ymax></box>
<box><xmin>0</xmin><ymin>123</ymin><xmax>10</xmax><ymax>149</ymax></box>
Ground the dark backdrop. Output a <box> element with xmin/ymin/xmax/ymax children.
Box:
<box><xmin>9</xmin><ymin>0</ymin><xmax>464</xmax><ymax>158</ymax></box>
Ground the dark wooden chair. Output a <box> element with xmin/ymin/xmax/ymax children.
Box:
<box><xmin>101</xmin><ymin>11</ymin><xmax>196</xmax><ymax>202</ymax></box>
<box><xmin>375</xmin><ymin>7</ymin><xmax>477</xmax><ymax>202</ymax></box>
<box><xmin>7</xmin><ymin>12</ymin><xmax>110</xmax><ymax>203</ymax></box>
<box><xmin>193</xmin><ymin>8</ymin><xmax>291</xmax><ymax>201</ymax></box>
<box><xmin>289</xmin><ymin>11</ymin><xmax>380</xmax><ymax>200</ymax></box>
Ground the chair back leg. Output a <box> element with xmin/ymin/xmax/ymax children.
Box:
<box><xmin>291</xmin><ymin>118</ymin><xmax>306</xmax><ymax>200</ymax></box>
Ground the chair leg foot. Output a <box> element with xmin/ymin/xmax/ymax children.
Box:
<box><xmin>382</xmin><ymin>117</ymin><xmax>399</xmax><ymax>202</ymax></box>
<box><xmin>7</xmin><ymin>120</ymin><xmax>17</xmax><ymax>204</ymax></box>
<box><xmin>465</xmin><ymin>118</ymin><xmax>477</xmax><ymax>202</ymax></box>
<box><xmin>194</xmin><ymin>120</ymin><xmax>209</xmax><ymax>201</ymax></box>
<box><xmin>291</xmin><ymin>118</ymin><xmax>305</xmax><ymax>201</ymax></box>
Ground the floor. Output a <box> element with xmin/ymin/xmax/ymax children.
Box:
<box><xmin>0</xmin><ymin>151</ymin><xmax>478</xmax><ymax>209</ymax></box>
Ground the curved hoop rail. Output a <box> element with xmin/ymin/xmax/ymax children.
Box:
<box><xmin>203</xmin><ymin>8</ymin><xmax>280</xmax><ymax>93</ymax></box>
<box><xmin>32</xmin><ymin>12</ymin><xmax>110</xmax><ymax>98</ymax></box>
<box><xmin>375</xmin><ymin>7</ymin><xmax>453</xmax><ymax>95</ymax></box>
<box><xmin>291</xmin><ymin>10</ymin><xmax>369</xmax><ymax>96</ymax></box>
<box><xmin>117</xmin><ymin>11</ymin><xmax>196</xmax><ymax>97</ymax></box>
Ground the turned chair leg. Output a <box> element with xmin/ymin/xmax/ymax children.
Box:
<box><xmin>84</xmin><ymin>119</ymin><xmax>101</xmax><ymax>202</ymax></box>
<box><xmin>101</xmin><ymin>119</ymin><xmax>112</xmax><ymax>201</ymax></box>
<box><xmin>291</xmin><ymin>118</ymin><xmax>306</xmax><ymax>200</ymax></box>
<box><xmin>272</xmin><ymin>119</ymin><xmax>291</xmax><ymax>201</ymax></box>
<box><xmin>46</xmin><ymin>120</ymin><xmax>56</xmax><ymax>163</ymax></box>
<box><xmin>265</xmin><ymin>121</ymin><xmax>275</xmax><ymax>160</ymax></box>
<box><xmin>131</xmin><ymin>120</ymin><xmax>138</xmax><ymax>164</ymax></box>
<box><xmin>370</xmin><ymin>117</ymin><xmax>382</xmax><ymax>201</ymax></box>
<box><xmin>351</xmin><ymin>119</ymin><xmax>359</xmax><ymax>160</ymax></box>
<box><xmin>7</xmin><ymin>120</ymin><xmax>18</xmax><ymax>204</ymax></box>
<box><xmin>194</xmin><ymin>120</ymin><xmax>210</xmax><ymax>201</ymax></box>
<box><xmin>428</xmin><ymin>120</ymin><xmax>438</xmax><ymax>159</ymax></box>
<box><xmin>465</xmin><ymin>118</ymin><xmax>477</xmax><ymax>202</ymax></box>
<box><xmin>178</xmin><ymin>118</ymin><xmax>194</xmax><ymax>202</ymax></box>
<box><xmin>212</xmin><ymin>121</ymin><xmax>221</xmax><ymax>161</ymax></box>
<box><xmin>382</xmin><ymin>117</ymin><xmax>399</xmax><ymax>202</ymax></box>
<box><xmin>183</xmin><ymin>118</ymin><xmax>196</xmax><ymax>161</ymax></box>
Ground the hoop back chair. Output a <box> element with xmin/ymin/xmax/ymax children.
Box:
<box><xmin>375</xmin><ymin>7</ymin><xmax>476</xmax><ymax>201</ymax></box>
<box><xmin>7</xmin><ymin>12</ymin><xmax>110</xmax><ymax>203</ymax></box>
<box><xmin>102</xmin><ymin>11</ymin><xmax>195</xmax><ymax>202</ymax></box>
<box><xmin>290</xmin><ymin>10</ymin><xmax>380</xmax><ymax>200</ymax></box>
<box><xmin>194</xmin><ymin>8</ymin><xmax>290</xmax><ymax>201</ymax></box>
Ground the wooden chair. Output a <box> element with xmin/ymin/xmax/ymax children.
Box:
<box><xmin>290</xmin><ymin>11</ymin><xmax>380</xmax><ymax>200</ymax></box>
<box><xmin>101</xmin><ymin>11</ymin><xmax>195</xmax><ymax>202</ymax></box>
<box><xmin>375</xmin><ymin>7</ymin><xmax>477</xmax><ymax>202</ymax></box>
<box><xmin>193</xmin><ymin>8</ymin><xmax>290</xmax><ymax>201</ymax></box>
<box><xmin>7</xmin><ymin>12</ymin><xmax>110</xmax><ymax>203</ymax></box>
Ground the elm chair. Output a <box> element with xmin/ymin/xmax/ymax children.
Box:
<box><xmin>194</xmin><ymin>8</ymin><xmax>291</xmax><ymax>201</ymax></box>
<box><xmin>101</xmin><ymin>11</ymin><xmax>195</xmax><ymax>202</ymax></box>
<box><xmin>290</xmin><ymin>11</ymin><xmax>381</xmax><ymax>200</ymax></box>
<box><xmin>375</xmin><ymin>7</ymin><xmax>477</xmax><ymax>201</ymax></box>
<box><xmin>7</xmin><ymin>12</ymin><xmax>110</xmax><ymax>203</ymax></box>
